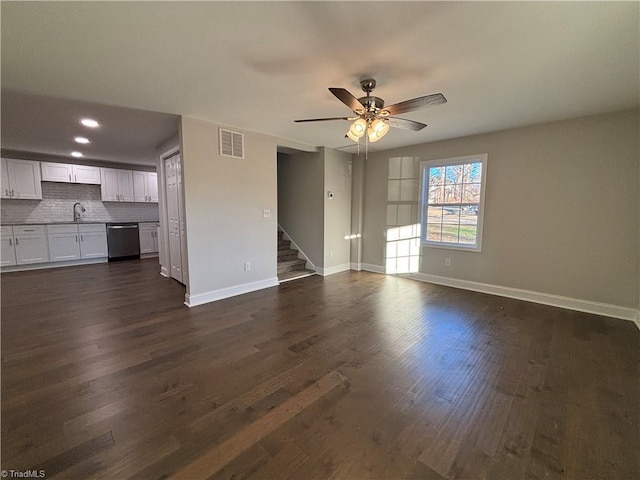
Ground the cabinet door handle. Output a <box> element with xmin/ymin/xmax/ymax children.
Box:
<box><xmin>11</xmin><ymin>189</ymin><xmax>15</xmax><ymax>197</ymax></box>
<box><xmin>15</xmin><ymin>238</ymin><xmax>19</xmax><ymax>245</ymax></box>
<box><xmin>76</xmin><ymin>235</ymin><xmax>78</xmax><ymax>243</ymax></box>
<box><xmin>69</xmin><ymin>174</ymin><xmax>72</xmax><ymax>181</ymax></box>
<box><xmin>8</xmin><ymin>238</ymin><xmax>12</xmax><ymax>246</ymax></box>
<box><xmin>75</xmin><ymin>174</ymin><xmax>77</xmax><ymax>182</ymax></box>
<box><xmin>81</xmin><ymin>235</ymin><xmax>83</xmax><ymax>242</ymax></box>
<box><xmin>4</xmin><ymin>189</ymin><xmax>8</xmax><ymax>196</ymax></box>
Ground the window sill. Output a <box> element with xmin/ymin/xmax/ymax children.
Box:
<box><xmin>421</xmin><ymin>242</ymin><xmax>482</xmax><ymax>253</ymax></box>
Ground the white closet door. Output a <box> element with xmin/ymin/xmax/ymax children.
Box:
<box><xmin>165</xmin><ymin>156</ymin><xmax>182</xmax><ymax>282</ymax></box>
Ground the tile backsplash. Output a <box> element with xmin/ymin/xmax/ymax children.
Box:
<box><xmin>1</xmin><ymin>182</ymin><xmax>159</xmax><ymax>224</ymax></box>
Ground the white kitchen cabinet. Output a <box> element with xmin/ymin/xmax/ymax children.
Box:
<box><xmin>139</xmin><ymin>222</ymin><xmax>159</xmax><ymax>254</ymax></box>
<box><xmin>47</xmin><ymin>224</ymin><xmax>81</xmax><ymax>261</ymax></box>
<box><xmin>48</xmin><ymin>224</ymin><xmax>107</xmax><ymax>261</ymax></box>
<box><xmin>101</xmin><ymin>168</ymin><xmax>133</xmax><ymax>202</ymax></box>
<box><xmin>12</xmin><ymin>225</ymin><xmax>48</xmax><ymax>265</ymax></box>
<box><xmin>1</xmin><ymin>226</ymin><xmax>17</xmax><ymax>267</ymax></box>
<box><xmin>41</xmin><ymin>162</ymin><xmax>101</xmax><ymax>185</ymax></box>
<box><xmin>133</xmin><ymin>171</ymin><xmax>158</xmax><ymax>203</ymax></box>
<box><xmin>78</xmin><ymin>224</ymin><xmax>108</xmax><ymax>258</ymax></box>
<box><xmin>73</xmin><ymin>165</ymin><xmax>101</xmax><ymax>184</ymax></box>
<box><xmin>1</xmin><ymin>158</ymin><xmax>42</xmax><ymax>200</ymax></box>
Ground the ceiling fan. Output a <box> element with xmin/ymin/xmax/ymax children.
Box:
<box><xmin>295</xmin><ymin>78</ymin><xmax>447</xmax><ymax>143</ymax></box>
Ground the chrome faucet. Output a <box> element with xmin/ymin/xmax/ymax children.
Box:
<box><xmin>73</xmin><ymin>202</ymin><xmax>86</xmax><ymax>222</ymax></box>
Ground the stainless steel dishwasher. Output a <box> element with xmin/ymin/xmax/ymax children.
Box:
<box><xmin>106</xmin><ymin>223</ymin><xmax>140</xmax><ymax>261</ymax></box>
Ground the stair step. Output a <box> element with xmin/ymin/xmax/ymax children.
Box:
<box><xmin>278</xmin><ymin>250</ymin><xmax>299</xmax><ymax>262</ymax></box>
<box><xmin>278</xmin><ymin>230</ymin><xmax>284</xmax><ymax>240</ymax></box>
<box><xmin>278</xmin><ymin>239</ymin><xmax>291</xmax><ymax>250</ymax></box>
<box><xmin>277</xmin><ymin>258</ymin><xmax>307</xmax><ymax>274</ymax></box>
<box><xmin>278</xmin><ymin>269</ymin><xmax>316</xmax><ymax>282</ymax></box>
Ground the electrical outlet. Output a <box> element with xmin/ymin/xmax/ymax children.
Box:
<box><xmin>262</xmin><ymin>209</ymin><xmax>270</xmax><ymax>218</ymax></box>
<box><xmin>244</xmin><ymin>261</ymin><xmax>251</xmax><ymax>271</ymax></box>
<box><xmin>444</xmin><ymin>258</ymin><xmax>451</xmax><ymax>267</ymax></box>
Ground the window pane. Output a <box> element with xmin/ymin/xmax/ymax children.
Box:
<box><xmin>463</xmin><ymin>162</ymin><xmax>482</xmax><ymax>183</ymax></box>
<box><xmin>460</xmin><ymin>210</ymin><xmax>479</xmax><ymax>225</ymax></box>
<box><xmin>442</xmin><ymin>224</ymin><xmax>460</xmax><ymax>243</ymax></box>
<box><xmin>459</xmin><ymin>226</ymin><xmax>477</xmax><ymax>244</ymax></box>
<box><xmin>427</xmin><ymin>206</ymin><xmax>442</xmax><ymax>223</ymax></box>
<box><xmin>445</xmin><ymin>165</ymin><xmax>463</xmax><ymax>185</ymax></box>
<box><xmin>428</xmin><ymin>184</ymin><xmax>444</xmax><ymax>204</ymax></box>
<box><xmin>429</xmin><ymin>166</ymin><xmax>444</xmax><ymax>185</ymax></box>
<box><xmin>443</xmin><ymin>184</ymin><xmax>462</xmax><ymax>203</ymax></box>
<box><xmin>462</xmin><ymin>183</ymin><xmax>481</xmax><ymax>203</ymax></box>
<box><xmin>442</xmin><ymin>206</ymin><xmax>461</xmax><ymax>224</ymax></box>
<box><xmin>427</xmin><ymin>223</ymin><xmax>442</xmax><ymax>241</ymax></box>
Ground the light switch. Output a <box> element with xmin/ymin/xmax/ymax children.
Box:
<box><xmin>263</xmin><ymin>209</ymin><xmax>270</xmax><ymax>218</ymax></box>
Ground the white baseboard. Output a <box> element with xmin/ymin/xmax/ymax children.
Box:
<box><xmin>350</xmin><ymin>262</ymin><xmax>362</xmax><ymax>271</ymax></box>
<box><xmin>160</xmin><ymin>266</ymin><xmax>169</xmax><ymax>278</ymax></box>
<box><xmin>278</xmin><ymin>224</ymin><xmax>316</xmax><ymax>272</ymax></box>
<box><xmin>317</xmin><ymin>263</ymin><xmax>351</xmax><ymax>277</ymax></box>
<box><xmin>184</xmin><ymin>277</ymin><xmax>279</xmax><ymax>307</ymax></box>
<box><xmin>359</xmin><ymin>263</ymin><xmax>386</xmax><ymax>274</ymax></box>
<box><xmin>358</xmin><ymin>263</ymin><xmax>639</xmax><ymax>325</ymax></box>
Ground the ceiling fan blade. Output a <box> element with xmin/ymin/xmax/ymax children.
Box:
<box><xmin>294</xmin><ymin>117</ymin><xmax>351</xmax><ymax>123</ymax></box>
<box><xmin>329</xmin><ymin>88</ymin><xmax>365</xmax><ymax>112</ymax></box>
<box><xmin>387</xmin><ymin>117</ymin><xmax>428</xmax><ymax>131</ymax></box>
<box><xmin>383</xmin><ymin>93</ymin><xmax>447</xmax><ymax>116</ymax></box>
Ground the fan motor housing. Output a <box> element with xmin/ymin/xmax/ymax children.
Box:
<box><xmin>358</xmin><ymin>95</ymin><xmax>384</xmax><ymax>112</ymax></box>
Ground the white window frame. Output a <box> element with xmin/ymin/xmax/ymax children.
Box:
<box><xmin>419</xmin><ymin>153</ymin><xmax>488</xmax><ymax>252</ymax></box>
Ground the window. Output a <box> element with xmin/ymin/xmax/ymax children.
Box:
<box><xmin>419</xmin><ymin>154</ymin><xmax>487</xmax><ymax>251</ymax></box>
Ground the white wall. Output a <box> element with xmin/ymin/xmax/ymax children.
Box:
<box><xmin>180</xmin><ymin>117</ymin><xmax>283</xmax><ymax>305</ymax></box>
<box><xmin>357</xmin><ymin>109</ymin><xmax>639</xmax><ymax>311</ymax></box>
<box><xmin>322</xmin><ymin>147</ymin><xmax>352</xmax><ymax>273</ymax></box>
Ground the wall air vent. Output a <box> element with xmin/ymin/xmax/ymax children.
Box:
<box><xmin>219</xmin><ymin>128</ymin><xmax>244</xmax><ymax>159</ymax></box>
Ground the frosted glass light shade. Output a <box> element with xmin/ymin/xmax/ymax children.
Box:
<box><xmin>349</xmin><ymin>118</ymin><xmax>366</xmax><ymax>138</ymax></box>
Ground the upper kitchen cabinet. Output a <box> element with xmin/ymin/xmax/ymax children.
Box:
<box><xmin>133</xmin><ymin>171</ymin><xmax>158</xmax><ymax>203</ymax></box>
<box><xmin>100</xmin><ymin>168</ymin><xmax>134</xmax><ymax>202</ymax></box>
<box><xmin>41</xmin><ymin>162</ymin><xmax>101</xmax><ymax>185</ymax></box>
<box><xmin>1</xmin><ymin>158</ymin><xmax>42</xmax><ymax>200</ymax></box>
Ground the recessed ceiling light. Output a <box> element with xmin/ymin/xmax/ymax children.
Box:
<box><xmin>71</xmin><ymin>151</ymin><xmax>83</xmax><ymax>158</ymax></box>
<box><xmin>80</xmin><ymin>118</ymin><xmax>100</xmax><ymax>128</ymax></box>
<box><xmin>74</xmin><ymin>136</ymin><xmax>90</xmax><ymax>144</ymax></box>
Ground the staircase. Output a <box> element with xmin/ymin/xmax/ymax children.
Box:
<box><xmin>278</xmin><ymin>230</ymin><xmax>315</xmax><ymax>282</ymax></box>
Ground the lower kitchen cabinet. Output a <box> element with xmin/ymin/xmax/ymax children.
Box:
<box><xmin>2</xmin><ymin>225</ymin><xmax>49</xmax><ymax>265</ymax></box>
<box><xmin>139</xmin><ymin>222</ymin><xmax>159</xmax><ymax>254</ymax></box>
<box><xmin>79</xmin><ymin>224</ymin><xmax>108</xmax><ymax>258</ymax></box>
<box><xmin>1</xmin><ymin>226</ymin><xmax>17</xmax><ymax>266</ymax></box>
<box><xmin>48</xmin><ymin>224</ymin><xmax>107</xmax><ymax>261</ymax></box>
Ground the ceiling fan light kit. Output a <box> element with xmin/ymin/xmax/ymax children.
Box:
<box><xmin>295</xmin><ymin>78</ymin><xmax>447</xmax><ymax>149</ymax></box>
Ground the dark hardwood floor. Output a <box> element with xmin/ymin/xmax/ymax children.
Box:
<box><xmin>1</xmin><ymin>259</ymin><xmax>638</xmax><ymax>479</ymax></box>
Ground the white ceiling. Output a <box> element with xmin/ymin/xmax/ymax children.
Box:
<box><xmin>1</xmin><ymin>2</ymin><xmax>638</xmax><ymax>161</ymax></box>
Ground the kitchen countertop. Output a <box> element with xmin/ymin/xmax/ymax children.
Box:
<box><xmin>1</xmin><ymin>220</ymin><xmax>159</xmax><ymax>226</ymax></box>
